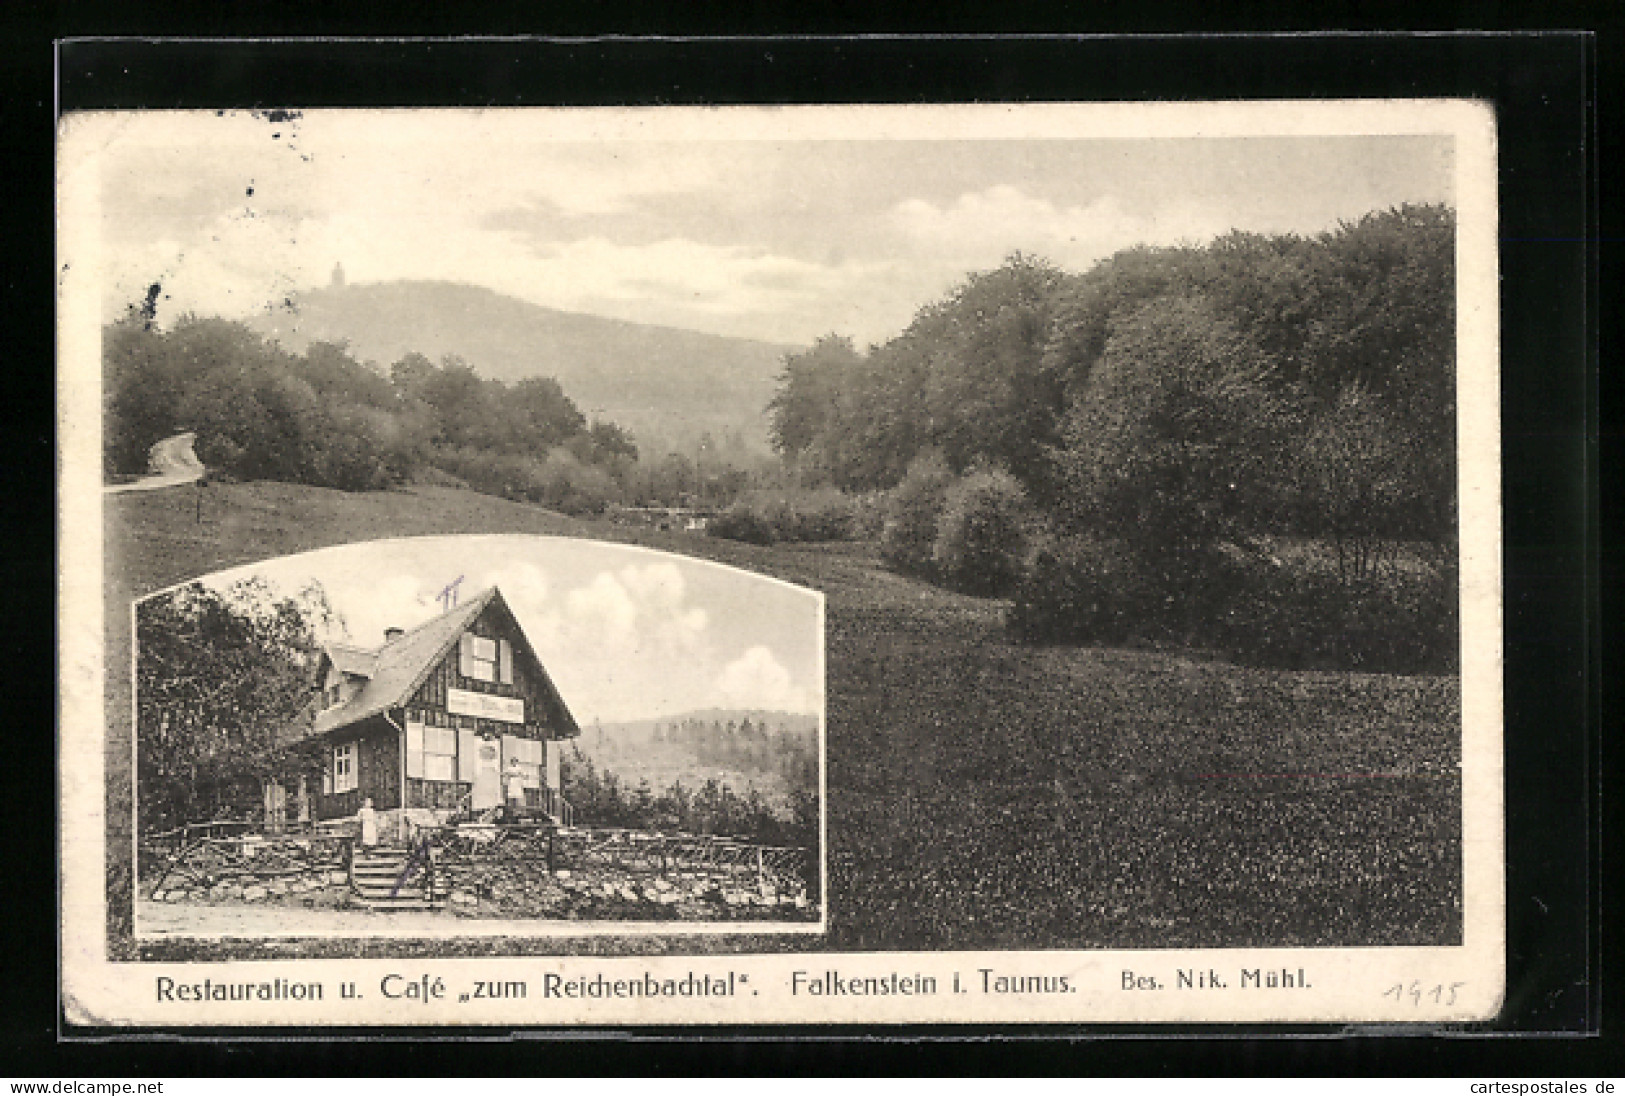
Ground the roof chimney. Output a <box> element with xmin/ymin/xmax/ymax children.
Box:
<box><xmin>384</xmin><ymin>626</ymin><xmax>404</xmax><ymax>643</ymax></box>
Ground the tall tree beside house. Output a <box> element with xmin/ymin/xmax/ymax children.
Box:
<box><xmin>136</xmin><ymin>578</ymin><xmax>335</xmax><ymax>832</ymax></box>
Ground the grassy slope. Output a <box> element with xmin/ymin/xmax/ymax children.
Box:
<box><xmin>108</xmin><ymin>480</ymin><xmax>1460</xmax><ymax>957</ymax></box>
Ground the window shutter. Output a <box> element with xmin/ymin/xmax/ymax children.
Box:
<box><xmin>498</xmin><ymin>639</ymin><xmax>513</xmax><ymax>684</ymax></box>
<box><xmin>405</xmin><ymin>721</ymin><xmax>425</xmax><ymax>779</ymax></box>
<box><xmin>459</xmin><ymin>632</ymin><xmax>475</xmax><ymax>678</ymax></box>
<box><xmin>544</xmin><ymin>741</ymin><xmax>561</xmax><ymax>791</ymax></box>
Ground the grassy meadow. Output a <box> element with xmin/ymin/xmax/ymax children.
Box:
<box><xmin>107</xmin><ymin>479</ymin><xmax>1460</xmax><ymax>958</ymax></box>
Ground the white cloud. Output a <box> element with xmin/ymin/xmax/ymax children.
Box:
<box><xmin>523</xmin><ymin>562</ymin><xmax>710</xmax><ymax>662</ymax></box>
<box><xmin>715</xmin><ymin>646</ymin><xmax>810</xmax><ymax>713</ymax></box>
<box><xmin>561</xmin><ymin>571</ymin><xmax>642</xmax><ymax>650</ymax></box>
<box><xmin>342</xmin><ymin>574</ymin><xmax>442</xmax><ymax>646</ymax></box>
<box><xmin>889</xmin><ymin>185</ymin><xmax>1228</xmax><ymax>273</ymax></box>
<box><xmin>513</xmin><ymin>155</ymin><xmax>727</xmax><ymax>218</ymax></box>
<box><xmin>477</xmin><ymin>562</ymin><xmax>551</xmax><ymax>618</ymax></box>
<box><xmin>502</xmin><ymin>234</ymin><xmax>889</xmax><ymax>322</ymax></box>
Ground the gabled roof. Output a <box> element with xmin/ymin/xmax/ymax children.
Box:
<box><xmin>326</xmin><ymin>643</ymin><xmax>378</xmax><ymax>678</ymax></box>
<box><xmin>307</xmin><ymin>587</ymin><xmax>579</xmax><ymax>739</ymax></box>
<box><xmin>311</xmin><ymin>590</ymin><xmax>494</xmax><ymax>737</ymax></box>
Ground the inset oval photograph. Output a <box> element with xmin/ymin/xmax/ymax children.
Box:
<box><xmin>131</xmin><ymin>535</ymin><xmax>824</xmax><ymax>940</ymax></box>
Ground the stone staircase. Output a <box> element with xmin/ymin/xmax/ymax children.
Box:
<box><xmin>350</xmin><ymin>844</ymin><xmax>447</xmax><ymax>911</ymax></box>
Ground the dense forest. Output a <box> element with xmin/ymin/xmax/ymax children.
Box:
<box><xmin>562</xmin><ymin>753</ymin><xmax>818</xmax><ymax>852</ymax></box>
<box><xmin>103</xmin><ymin>313</ymin><xmax>768</xmax><ymax>514</ymax></box>
<box><xmin>585</xmin><ymin>714</ymin><xmax>819</xmax><ymax>788</ymax></box>
<box><xmin>747</xmin><ymin>204</ymin><xmax>1458</xmax><ymax>673</ymax></box>
<box><xmin>565</xmin><ymin>714</ymin><xmax>819</xmax><ymax>849</ymax></box>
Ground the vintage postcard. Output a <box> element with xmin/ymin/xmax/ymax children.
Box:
<box><xmin>59</xmin><ymin>101</ymin><xmax>1502</xmax><ymax>1026</ymax></box>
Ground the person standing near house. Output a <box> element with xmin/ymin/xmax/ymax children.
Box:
<box><xmin>504</xmin><ymin>757</ymin><xmax>527</xmax><ymax>821</ymax></box>
<box><xmin>358</xmin><ymin>797</ymin><xmax>378</xmax><ymax>847</ymax></box>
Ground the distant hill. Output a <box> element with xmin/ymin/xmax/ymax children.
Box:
<box><xmin>585</xmin><ymin>709</ymin><xmax>820</xmax><ymax>744</ymax></box>
<box><xmin>571</xmin><ymin>708</ymin><xmax>819</xmax><ymax>813</ymax></box>
<box><xmin>244</xmin><ymin>280</ymin><xmax>800</xmax><ymax>454</ymax></box>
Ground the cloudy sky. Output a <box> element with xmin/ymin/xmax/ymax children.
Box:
<box><xmin>188</xmin><ymin>535</ymin><xmax>822</xmax><ymax>724</ymax></box>
<box><xmin>81</xmin><ymin>107</ymin><xmax>1455</xmax><ymax>348</ymax></box>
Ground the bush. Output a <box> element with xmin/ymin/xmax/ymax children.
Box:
<box><xmin>1219</xmin><ymin>555</ymin><xmax>1458</xmax><ymax>674</ymax></box>
<box><xmin>536</xmin><ymin>448</ymin><xmax>619</xmax><ymax>516</ymax></box>
<box><xmin>932</xmin><ymin>468</ymin><xmax>1032</xmax><ymax>596</ymax></box>
<box><xmin>430</xmin><ymin>446</ymin><xmax>539</xmax><ymax>502</ymax></box>
<box><xmin>708</xmin><ymin>504</ymin><xmax>778</xmax><ymax>545</ymax></box>
<box><xmin>1007</xmin><ymin>534</ymin><xmax>1161</xmax><ymax>645</ymax></box>
<box><xmin>879</xmin><ymin>451</ymin><xmax>955</xmax><ymax>576</ymax></box>
<box><xmin>771</xmin><ymin>488</ymin><xmax>857</xmax><ymax>542</ymax></box>
<box><xmin>849</xmin><ymin>490</ymin><xmax>890</xmax><ymax>539</ymax></box>
<box><xmin>707</xmin><ymin>488</ymin><xmax>857</xmax><ymax>545</ymax></box>
<box><xmin>1010</xmin><ymin>532</ymin><xmax>1459</xmax><ymax>674</ymax></box>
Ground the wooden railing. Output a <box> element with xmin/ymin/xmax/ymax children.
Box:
<box><xmin>535</xmin><ymin>786</ymin><xmax>574</xmax><ymax>827</ymax></box>
<box><xmin>140</xmin><ymin>830</ymin><xmax>353</xmax><ymax>894</ymax></box>
<box><xmin>142</xmin><ymin>820</ymin><xmax>256</xmax><ymax>851</ymax></box>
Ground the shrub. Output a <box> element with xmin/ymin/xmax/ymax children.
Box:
<box><xmin>932</xmin><ymin>468</ymin><xmax>1033</xmax><ymax>596</ymax></box>
<box><xmin>536</xmin><ymin>448</ymin><xmax>619</xmax><ymax>516</ymax></box>
<box><xmin>771</xmin><ymin>488</ymin><xmax>856</xmax><ymax>542</ymax></box>
<box><xmin>429</xmin><ymin>446</ymin><xmax>538</xmax><ymax>502</ymax></box>
<box><xmin>879</xmin><ymin>451</ymin><xmax>955</xmax><ymax>576</ymax></box>
<box><xmin>708</xmin><ymin>504</ymin><xmax>777</xmax><ymax>545</ymax></box>
<box><xmin>707</xmin><ymin>488</ymin><xmax>857</xmax><ymax>545</ymax></box>
<box><xmin>849</xmin><ymin>490</ymin><xmax>890</xmax><ymax>539</ymax></box>
<box><xmin>411</xmin><ymin>463</ymin><xmax>472</xmax><ymax>490</ymax></box>
<box><xmin>1011</xmin><ymin>532</ymin><xmax>1459</xmax><ymax>674</ymax></box>
<box><xmin>1219</xmin><ymin>554</ymin><xmax>1458</xmax><ymax>674</ymax></box>
<box><xmin>1007</xmin><ymin>534</ymin><xmax>1160</xmax><ymax>645</ymax></box>
<box><xmin>306</xmin><ymin>403</ymin><xmax>402</xmax><ymax>492</ymax></box>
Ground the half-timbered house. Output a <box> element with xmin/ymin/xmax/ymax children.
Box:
<box><xmin>300</xmin><ymin>586</ymin><xmax>580</xmax><ymax>838</ymax></box>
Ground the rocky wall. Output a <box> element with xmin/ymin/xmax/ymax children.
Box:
<box><xmin>437</xmin><ymin>856</ymin><xmax>818</xmax><ymax>922</ymax></box>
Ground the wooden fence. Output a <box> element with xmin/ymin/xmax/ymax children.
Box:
<box><xmin>140</xmin><ymin>830</ymin><xmax>354</xmax><ymax>895</ymax></box>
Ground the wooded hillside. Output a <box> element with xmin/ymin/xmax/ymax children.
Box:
<box><xmin>756</xmin><ymin>204</ymin><xmax>1458</xmax><ymax>673</ymax></box>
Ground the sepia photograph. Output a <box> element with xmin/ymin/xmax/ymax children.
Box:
<box><xmin>132</xmin><ymin>537</ymin><xmax>825</xmax><ymax>943</ymax></box>
<box><xmin>59</xmin><ymin>101</ymin><xmax>1502</xmax><ymax>1025</ymax></box>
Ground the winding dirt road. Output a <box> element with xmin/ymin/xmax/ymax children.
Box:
<box><xmin>105</xmin><ymin>431</ymin><xmax>205</xmax><ymax>494</ymax></box>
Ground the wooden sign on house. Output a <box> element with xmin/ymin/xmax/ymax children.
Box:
<box><xmin>302</xmin><ymin>586</ymin><xmax>580</xmax><ymax>828</ymax></box>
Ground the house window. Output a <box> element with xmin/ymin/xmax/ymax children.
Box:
<box><xmin>332</xmin><ymin>742</ymin><xmax>357</xmax><ymax>793</ymax></box>
<box><xmin>460</xmin><ymin>634</ymin><xmax>513</xmax><ymax>684</ymax></box>
<box><xmin>407</xmin><ymin>720</ymin><xmax>458</xmax><ymax>782</ymax></box>
<box><xmin>325</xmin><ymin>683</ymin><xmax>342</xmax><ymax>709</ymax></box>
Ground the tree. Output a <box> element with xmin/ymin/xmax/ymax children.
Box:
<box><xmin>879</xmin><ymin>450</ymin><xmax>957</xmax><ymax>576</ymax></box>
<box><xmin>136</xmin><ymin>579</ymin><xmax>334</xmax><ymax>832</ymax></box>
<box><xmin>911</xmin><ymin>253</ymin><xmax>1069</xmax><ymax>492</ymax></box>
<box><xmin>584</xmin><ymin>419</ymin><xmax>639</xmax><ymax>465</ymax></box>
<box><xmin>933</xmin><ymin>467</ymin><xmax>1034</xmax><ymax>596</ymax></box>
<box><xmin>415</xmin><ymin>357</ymin><xmax>493</xmax><ymax>448</ymax></box>
<box><xmin>768</xmin><ymin>256</ymin><xmax>1072</xmax><ymax>495</ymax></box>
<box><xmin>103</xmin><ymin>316</ymin><xmax>181</xmax><ymax>476</ymax></box>
<box><xmin>512</xmin><ymin>376</ymin><xmax>588</xmax><ymax>447</ymax></box>
<box><xmin>1291</xmin><ymin>384</ymin><xmax>1422</xmax><ymax>583</ymax></box>
<box><xmin>1052</xmin><ymin>294</ymin><xmax>1285</xmax><ymax>591</ymax></box>
<box><xmin>1040</xmin><ymin>244</ymin><xmax>1212</xmax><ymax>397</ymax></box>
<box><xmin>768</xmin><ymin>335</ymin><xmax>863</xmax><ymax>457</ymax></box>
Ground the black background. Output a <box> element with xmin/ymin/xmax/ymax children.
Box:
<box><xmin>3</xmin><ymin>16</ymin><xmax>1613</xmax><ymax>1078</ymax></box>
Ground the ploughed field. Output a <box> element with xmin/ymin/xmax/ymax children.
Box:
<box><xmin>108</xmin><ymin>480</ymin><xmax>1460</xmax><ymax>957</ymax></box>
